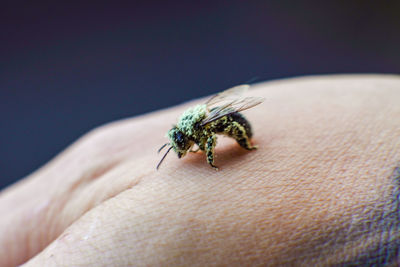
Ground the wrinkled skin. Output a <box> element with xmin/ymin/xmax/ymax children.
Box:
<box><xmin>1</xmin><ymin>75</ymin><xmax>400</xmax><ymax>266</ymax></box>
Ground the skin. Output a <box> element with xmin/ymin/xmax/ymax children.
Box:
<box><xmin>0</xmin><ymin>74</ymin><xmax>399</xmax><ymax>266</ymax></box>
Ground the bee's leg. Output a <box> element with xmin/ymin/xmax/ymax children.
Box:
<box><xmin>206</xmin><ymin>135</ymin><xmax>218</xmax><ymax>170</ymax></box>
<box><xmin>195</xmin><ymin>142</ymin><xmax>205</xmax><ymax>152</ymax></box>
<box><xmin>231</xmin><ymin>122</ymin><xmax>257</xmax><ymax>150</ymax></box>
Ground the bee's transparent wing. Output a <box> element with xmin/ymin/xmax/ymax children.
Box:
<box><xmin>201</xmin><ymin>96</ymin><xmax>264</xmax><ymax>126</ymax></box>
<box><xmin>205</xmin><ymin>84</ymin><xmax>250</xmax><ymax>108</ymax></box>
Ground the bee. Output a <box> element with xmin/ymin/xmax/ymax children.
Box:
<box><xmin>157</xmin><ymin>84</ymin><xmax>264</xmax><ymax>170</ymax></box>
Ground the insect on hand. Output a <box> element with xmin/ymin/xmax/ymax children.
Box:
<box><xmin>157</xmin><ymin>84</ymin><xmax>264</xmax><ymax>170</ymax></box>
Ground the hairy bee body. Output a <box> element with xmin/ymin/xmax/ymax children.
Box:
<box><xmin>166</xmin><ymin>104</ymin><xmax>255</xmax><ymax>170</ymax></box>
<box><xmin>157</xmin><ymin>85</ymin><xmax>263</xmax><ymax>170</ymax></box>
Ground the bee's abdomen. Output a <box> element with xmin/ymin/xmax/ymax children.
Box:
<box><xmin>214</xmin><ymin>112</ymin><xmax>253</xmax><ymax>138</ymax></box>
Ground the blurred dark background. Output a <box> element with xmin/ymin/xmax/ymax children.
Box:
<box><xmin>1</xmin><ymin>1</ymin><xmax>399</xmax><ymax>189</ymax></box>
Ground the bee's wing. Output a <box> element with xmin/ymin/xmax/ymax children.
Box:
<box><xmin>201</xmin><ymin>96</ymin><xmax>264</xmax><ymax>126</ymax></box>
<box><xmin>205</xmin><ymin>84</ymin><xmax>250</xmax><ymax>108</ymax></box>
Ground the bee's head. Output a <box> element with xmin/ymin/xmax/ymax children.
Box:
<box><xmin>157</xmin><ymin>126</ymin><xmax>193</xmax><ymax>170</ymax></box>
<box><xmin>168</xmin><ymin>126</ymin><xmax>191</xmax><ymax>158</ymax></box>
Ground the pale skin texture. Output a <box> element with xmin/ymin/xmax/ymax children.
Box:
<box><xmin>0</xmin><ymin>75</ymin><xmax>399</xmax><ymax>266</ymax></box>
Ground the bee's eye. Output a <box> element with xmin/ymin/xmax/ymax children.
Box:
<box><xmin>175</xmin><ymin>132</ymin><xmax>185</xmax><ymax>146</ymax></box>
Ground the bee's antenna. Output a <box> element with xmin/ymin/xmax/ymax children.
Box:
<box><xmin>158</xmin><ymin>143</ymin><xmax>170</xmax><ymax>153</ymax></box>
<box><xmin>156</xmin><ymin>146</ymin><xmax>173</xmax><ymax>170</ymax></box>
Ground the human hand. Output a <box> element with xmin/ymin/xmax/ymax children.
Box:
<box><xmin>1</xmin><ymin>75</ymin><xmax>399</xmax><ymax>266</ymax></box>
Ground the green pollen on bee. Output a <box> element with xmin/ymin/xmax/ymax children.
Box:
<box><xmin>176</xmin><ymin>104</ymin><xmax>207</xmax><ymax>136</ymax></box>
<box><xmin>167</xmin><ymin>128</ymin><xmax>176</xmax><ymax>140</ymax></box>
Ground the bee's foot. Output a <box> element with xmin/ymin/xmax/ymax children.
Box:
<box><xmin>210</xmin><ymin>164</ymin><xmax>219</xmax><ymax>171</ymax></box>
<box><xmin>250</xmin><ymin>145</ymin><xmax>258</xmax><ymax>150</ymax></box>
<box><xmin>245</xmin><ymin>144</ymin><xmax>258</xmax><ymax>150</ymax></box>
